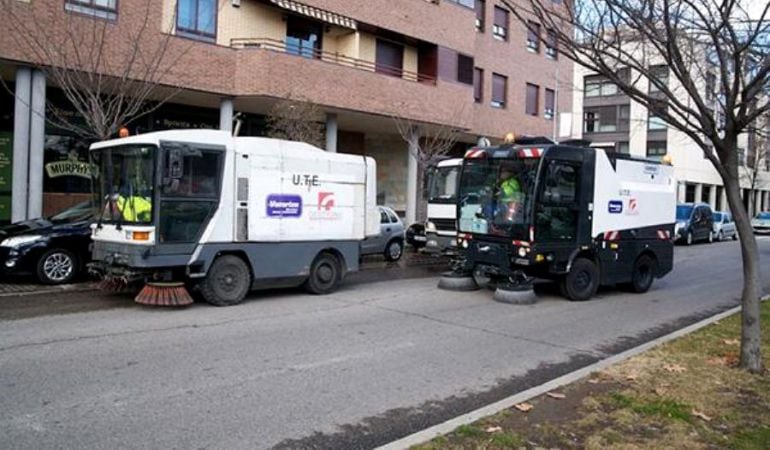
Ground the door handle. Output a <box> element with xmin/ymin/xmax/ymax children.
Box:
<box><xmin>386</xmin><ymin>228</ymin><xmax>391</xmax><ymax>232</ymax></box>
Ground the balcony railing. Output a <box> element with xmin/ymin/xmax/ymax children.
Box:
<box><xmin>231</xmin><ymin>37</ymin><xmax>437</xmax><ymax>85</ymax></box>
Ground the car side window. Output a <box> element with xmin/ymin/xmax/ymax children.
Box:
<box><xmin>387</xmin><ymin>210</ymin><xmax>399</xmax><ymax>223</ymax></box>
<box><xmin>380</xmin><ymin>209</ymin><xmax>389</xmax><ymax>224</ymax></box>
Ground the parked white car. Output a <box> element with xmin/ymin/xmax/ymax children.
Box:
<box><xmin>712</xmin><ymin>211</ymin><xmax>737</xmax><ymax>241</ymax></box>
<box><xmin>360</xmin><ymin>206</ymin><xmax>405</xmax><ymax>261</ymax></box>
<box><xmin>751</xmin><ymin>211</ymin><xmax>770</xmax><ymax>234</ymax></box>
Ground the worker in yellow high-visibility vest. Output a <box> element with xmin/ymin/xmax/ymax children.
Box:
<box><xmin>117</xmin><ymin>194</ymin><xmax>152</xmax><ymax>223</ymax></box>
<box><xmin>498</xmin><ymin>168</ymin><xmax>523</xmax><ymax>222</ymax></box>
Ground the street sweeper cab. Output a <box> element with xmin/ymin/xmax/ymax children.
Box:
<box><xmin>442</xmin><ymin>137</ymin><xmax>676</xmax><ymax>301</ymax></box>
<box><xmin>88</xmin><ymin>129</ymin><xmax>379</xmax><ymax>306</ymax></box>
<box><xmin>424</xmin><ymin>158</ymin><xmax>462</xmax><ymax>254</ymax></box>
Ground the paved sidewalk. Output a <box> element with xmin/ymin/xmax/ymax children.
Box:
<box><xmin>0</xmin><ymin>280</ymin><xmax>97</xmax><ymax>297</ymax></box>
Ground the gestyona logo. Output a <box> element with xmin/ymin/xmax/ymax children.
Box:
<box><xmin>318</xmin><ymin>192</ymin><xmax>335</xmax><ymax>211</ymax></box>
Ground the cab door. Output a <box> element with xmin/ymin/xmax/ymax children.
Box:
<box><xmin>534</xmin><ymin>159</ymin><xmax>583</xmax><ymax>259</ymax></box>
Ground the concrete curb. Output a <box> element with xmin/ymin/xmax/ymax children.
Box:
<box><xmin>0</xmin><ymin>283</ymin><xmax>97</xmax><ymax>298</ymax></box>
<box><xmin>377</xmin><ymin>304</ymin><xmax>743</xmax><ymax>450</ymax></box>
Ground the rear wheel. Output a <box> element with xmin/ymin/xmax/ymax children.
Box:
<box><xmin>384</xmin><ymin>239</ymin><xmax>404</xmax><ymax>262</ymax></box>
<box><xmin>561</xmin><ymin>257</ymin><xmax>599</xmax><ymax>301</ymax></box>
<box><xmin>199</xmin><ymin>255</ymin><xmax>251</xmax><ymax>306</ymax></box>
<box><xmin>629</xmin><ymin>254</ymin><xmax>657</xmax><ymax>293</ymax></box>
<box><xmin>36</xmin><ymin>248</ymin><xmax>78</xmax><ymax>285</ymax></box>
<box><xmin>717</xmin><ymin>231</ymin><xmax>724</xmax><ymax>241</ymax></box>
<box><xmin>304</xmin><ymin>252</ymin><xmax>342</xmax><ymax>295</ymax></box>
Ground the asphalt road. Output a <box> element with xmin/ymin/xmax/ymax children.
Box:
<box><xmin>1</xmin><ymin>239</ymin><xmax>768</xmax><ymax>449</ymax></box>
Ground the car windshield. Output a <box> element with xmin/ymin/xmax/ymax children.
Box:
<box><xmin>428</xmin><ymin>165</ymin><xmax>460</xmax><ymax>204</ymax></box>
<box><xmin>756</xmin><ymin>212</ymin><xmax>770</xmax><ymax>220</ymax></box>
<box><xmin>676</xmin><ymin>205</ymin><xmax>693</xmax><ymax>220</ymax></box>
<box><xmin>91</xmin><ymin>145</ymin><xmax>156</xmax><ymax>225</ymax></box>
<box><xmin>713</xmin><ymin>212</ymin><xmax>723</xmax><ymax>222</ymax></box>
<box><xmin>457</xmin><ymin>158</ymin><xmax>539</xmax><ymax>239</ymax></box>
<box><xmin>49</xmin><ymin>201</ymin><xmax>96</xmax><ymax>223</ymax></box>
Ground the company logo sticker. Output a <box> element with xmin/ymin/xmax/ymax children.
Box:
<box><xmin>266</xmin><ymin>194</ymin><xmax>302</xmax><ymax>218</ymax></box>
<box><xmin>318</xmin><ymin>192</ymin><xmax>335</xmax><ymax>211</ymax></box>
<box><xmin>626</xmin><ymin>198</ymin><xmax>639</xmax><ymax>215</ymax></box>
<box><xmin>608</xmin><ymin>200</ymin><xmax>623</xmax><ymax>214</ymax></box>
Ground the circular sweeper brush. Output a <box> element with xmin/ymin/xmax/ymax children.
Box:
<box><xmin>134</xmin><ymin>282</ymin><xmax>194</xmax><ymax>306</ymax></box>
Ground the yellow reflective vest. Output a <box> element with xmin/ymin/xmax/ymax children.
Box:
<box><xmin>117</xmin><ymin>195</ymin><xmax>152</xmax><ymax>222</ymax></box>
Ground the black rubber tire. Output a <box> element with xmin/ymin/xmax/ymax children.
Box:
<box><xmin>384</xmin><ymin>239</ymin><xmax>404</xmax><ymax>262</ymax></box>
<box><xmin>717</xmin><ymin>231</ymin><xmax>724</xmax><ymax>242</ymax></box>
<box><xmin>629</xmin><ymin>254</ymin><xmax>657</xmax><ymax>293</ymax></box>
<box><xmin>36</xmin><ymin>248</ymin><xmax>78</xmax><ymax>285</ymax></box>
<box><xmin>561</xmin><ymin>257</ymin><xmax>599</xmax><ymax>301</ymax></box>
<box><xmin>732</xmin><ymin>234</ymin><xmax>738</xmax><ymax>241</ymax></box>
<box><xmin>199</xmin><ymin>255</ymin><xmax>251</xmax><ymax>306</ymax></box>
<box><xmin>304</xmin><ymin>252</ymin><xmax>342</xmax><ymax>295</ymax></box>
<box><xmin>686</xmin><ymin>231</ymin><xmax>693</xmax><ymax>245</ymax></box>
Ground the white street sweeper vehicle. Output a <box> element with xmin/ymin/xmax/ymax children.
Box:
<box><xmin>88</xmin><ymin>129</ymin><xmax>379</xmax><ymax>306</ymax></box>
<box><xmin>438</xmin><ymin>137</ymin><xmax>676</xmax><ymax>302</ymax></box>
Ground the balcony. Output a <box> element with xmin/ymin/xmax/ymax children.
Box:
<box><xmin>231</xmin><ymin>37</ymin><xmax>436</xmax><ymax>84</ymax></box>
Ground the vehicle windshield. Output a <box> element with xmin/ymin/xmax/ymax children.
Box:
<box><xmin>713</xmin><ymin>212</ymin><xmax>723</xmax><ymax>222</ymax></box>
<box><xmin>457</xmin><ymin>158</ymin><xmax>539</xmax><ymax>240</ymax></box>
<box><xmin>91</xmin><ymin>145</ymin><xmax>156</xmax><ymax>224</ymax></box>
<box><xmin>676</xmin><ymin>205</ymin><xmax>693</xmax><ymax>221</ymax></box>
<box><xmin>428</xmin><ymin>165</ymin><xmax>460</xmax><ymax>204</ymax></box>
<box><xmin>756</xmin><ymin>212</ymin><xmax>770</xmax><ymax>220</ymax></box>
<box><xmin>49</xmin><ymin>201</ymin><xmax>96</xmax><ymax>223</ymax></box>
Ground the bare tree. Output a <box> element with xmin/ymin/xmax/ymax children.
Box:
<box><xmin>393</xmin><ymin>109</ymin><xmax>466</xmax><ymax>221</ymax></box>
<box><xmin>265</xmin><ymin>98</ymin><xmax>325</xmax><ymax>148</ymax></box>
<box><xmin>2</xmin><ymin>0</ymin><xmax>193</xmax><ymax>140</ymax></box>
<box><xmin>505</xmin><ymin>0</ymin><xmax>769</xmax><ymax>372</ymax></box>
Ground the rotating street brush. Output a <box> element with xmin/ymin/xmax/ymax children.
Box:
<box><xmin>134</xmin><ymin>281</ymin><xmax>194</xmax><ymax>306</ymax></box>
<box><xmin>99</xmin><ymin>277</ymin><xmax>131</xmax><ymax>293</ymax></box>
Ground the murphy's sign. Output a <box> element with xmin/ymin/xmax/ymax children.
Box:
<box><xmin>45</xmin><ymin>154</ymin><xmax>98</xmax><ymax>179</ymax></box>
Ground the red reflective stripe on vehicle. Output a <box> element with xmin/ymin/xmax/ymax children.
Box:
<box><xmin>605</xmin><ymin>230</ymin><xmax>620</xmax><ymax>241</ymax></box>
<box><xmin>465</xmin><ymin>149</ymin><xmax>486</xmax><ymax>158</ymax></box>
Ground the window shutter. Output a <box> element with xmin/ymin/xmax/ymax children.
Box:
<box><xmin>492</xmin><ymin>74</ymin><xmax>507</xmax><ymax>105</ymax></box>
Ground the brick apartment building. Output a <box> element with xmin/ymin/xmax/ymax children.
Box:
<box><xmin>0</xmin><ymin>0</ymin><xmax>573</xmax><ymax>223</ymax></box>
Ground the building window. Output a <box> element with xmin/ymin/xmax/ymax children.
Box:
<box><xmin>527</xmin><ymin>21</ymin><xmax>541</xmax><ymax>52</ymax></box>
<box><xmin>457</xmin><ymin>54</ymin><xmax>474</xmax><ymax>85</ymax></box>
<box><xmin>647</xmin><ymin>141</ymin><xmax>667</xmax><ymax>159</ymax></box>
<box><xmin>475</xmin><ymin>0</ymin><xmax>485</xmax><ymax>31</ymax></box>
<box><xmin>738</xmin><ymin>147</ymin><xmax>746</xmax><ymax>166</ymax></box>
<box><xmin>584</xmin><ymin>75</ymin><xmax>619</xmax><ymax>97</ymax></box>
<box><xmin>65</xmin><ymin>0</ymin><xmax>117</xmax><ymax>19</ymax></box>
<box><xmin>584</xmin><ymin>106</ymin><xmax>621</xmax><ymax>133</ymax></box>
<box><xmin>617</xmin><ymin>142</ymin><xmax>630</xmax><ymax>154</ymax></box>
<box><xmin>649</xmin><ymin>65</ymin><xmax>668</xmax><ymax>94</ymax></box>
<box><xmin>619</xmin><ymin>105</ymin><xmax>630</xmax><ymax>131</ymax></box>
<box><xmin>493</xmin><ymin>6</ymin><xmax>508</xmax><ymax>41</ymax></box>
<box><xmin>285</xmin><ymin>16</ymin><xmax>323</xmax><ymax>59</ymax></box>
<box><xmin>544</xmin><ymin>88</ymin><xmax>555</xmax><ymax>119</ymax></box>
<box><xmin>445</xmin><ymin>0</ymin><xmax>475</xmax><ymax>8</ymax></box>
<box><xmin>375</xmin><ymin>39</ymin><xmax>404</xmax><ymax>78</ymax></box>
<box><xmin>491</xmin><ymin>73</ymin><xmax>507</xmax><ymax>108</ymax></box>
<box><xmin>474</xmin><ymin>68</ymin><xmax>484</xmax><ymax>103</ymax></box>
<box><xmin>545</xmin><ymin>29</ymin><xmax>558</xmax><ymax>59</ymax></box>
<box><xmin>648</xmin><ymin>107</ymin><xmax>667</xmax><ymax>130</ymax></box>
<box><xmin>706</xmin><ymin>72</ymin><xmax>716</xmax><ymax>102</ymax></box>
<box><xmin>177</xmin><ymin>0</ymin><xmax>217</xmax><ymax>41</ymax></box>
<box><xmin>526</xmin><ymin>83</ymin><xmax>539</xmax><ymax>116</ymax></box>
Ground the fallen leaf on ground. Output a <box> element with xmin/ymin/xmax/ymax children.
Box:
<box><xmin>587</xmin><ymin>378</ymin><xmax>600</xmax><ymax>384</ymax></box>
<box><xmin>485</xmin><ymin>426</ymin><xmax>502</xmax><ymax>433</ymax></box>
<box><xmin>663</xmin><ymin>364</ymin><xmax>687</xmax><ymax>373</ymax></box>
<box><xmin>626</xmin><ymin>373</ymin><xmax>639</xmax><ymax>381</ymax></box>
<box><xmin>546</xmin><ymin>392</ymin><xmax>566</xmax><ymax>399</ymax></box>
<box><xmin>722</xmin><ymin>339</ymin><xmax>739</xmax><ymax>346</ymax></box>
<box><xmin>706</xmin><ymin>356</ymin><xmax>728</xmax><ymax>366</ymax></box>
<box><xmin>514</xmin><ymin>403</ymin><xmax>534</xmax><ymax>412</ymax></box>
<box><xmin>692</xmin><ymin>410</ymin><xmax>712</xmax><ymax>422</ymax></box>
<box><xmin>654</xmin><ymin>387</ymin><xmax>667</xmax><ymax>396</ymax></box>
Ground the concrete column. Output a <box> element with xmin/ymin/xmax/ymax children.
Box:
<box><xmin>708</xmin><ymin>185</ymin><xmax>717</xmax><ymax>209</ymax></box>
<box><xmin>677</xmin><ymin>182</ymin><xmax>686</xmax><ymax>203</ymax></box>
<box><xmin>325</xmin><ymin>113</ymin><xmax>338</xmax><ymax>153</ymax></box>
<box><xmin>27</xmin><ymin>70</ymin><xmax>46</xmax><ymax>219</ymax></box>
<box><xmin>720</xmin><ymin>189</ymin><xmax>728</xmax><ymax>213</ymax></box>
<box><xmin>694</xmin><ymin>183</ymin><xmax>703</xmax><ymax>203</ymax></box>
<box><xmin>405</xmin><ymin>126</ymin><xmax>420</xmax><ymax>225</ymax></box>
<box><xmin>754</xmin><ymin>189</ymin><xmax>762</xmax><ymax>216</ymax></box>
<box><xmin>11</xmin><ymin>67</ymin><xmax>31</xmax><ymax>222</ymax></box>
<box><xmin>219</xmin><ymin>98</ymin><xmax>234</xmax><ymax>134</ymax></box>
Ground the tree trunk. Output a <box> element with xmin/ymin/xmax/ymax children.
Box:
<box><xmin>722</xmin><ymin>140</ymin><xmax>764</xmax><ymax>373</ymax></box>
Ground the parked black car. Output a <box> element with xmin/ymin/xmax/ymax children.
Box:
<box><xmin>405</xmin><ymin>223</ymin><xmax>427</xmax><ymax>249</ymax></box>
<box><xmin>675</xmin><ymin>203</ymin><xmax>714</xmax><ymax>245</ymax></box>
<box><xmin>0</xmin><ymin>201</ymin><xmax>95</xmax><ymax>284</ymax></box>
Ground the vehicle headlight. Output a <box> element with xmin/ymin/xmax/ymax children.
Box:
<box><xmin>0</xmin><ymin>235</ymin><xmax>44</xmax><ymax>248</ymax></box>
<box><xmin>518</xmin><ymin>247</ymin><xmax>528</xmax><ymax>257</ymax></box>
<box><xmin>425</xmin><ymin>221</ymin><xmax>437</xmax><ymax>233</ymax></box>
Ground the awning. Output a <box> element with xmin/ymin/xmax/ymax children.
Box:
<box><xmin>269</xmin><ymin>0</ymin><xmax>358</xmax><ymax>30</ymax></box>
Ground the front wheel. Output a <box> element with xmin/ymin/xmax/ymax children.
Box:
<box><xmin>36</xmin><ymin>248</ymin><xmax>78</xmax><ymax>285</ymax></box>
<box><xmin>561</xmin><ymin>257</ymin><xmax>599</xmax><ymax>301</ymax></box>
<box><xmin>717</xmin><ymin>231</ymin><xmax>724</xmax><ymax>242</ymax></box>
<box><xmin>304</xmin><ymin>252</ymin><xmax>342</xmax><ymax>295</ymax></box>
<box><xmin>199</xmin><ymin>255</ymin><xmax>251</xmax><ymax>306</ymax></box>
<box><xmin>629</xmin><ymin>254</ymin><xmax>657</xmax><ymax>293</ymax></box>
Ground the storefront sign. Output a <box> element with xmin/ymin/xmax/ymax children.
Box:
<box><xmin>0</xmin><ymin>132</ymin><xmax>12</xmax><ymax>192</ymax></box>
<box><xmin>44</xmin><ymin>151</ymin><xmax>98</xmax><ymax>179</ymax></box>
